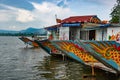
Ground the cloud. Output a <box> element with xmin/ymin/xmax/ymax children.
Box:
<box><xmin>0</xmin><ymin>4</ymin><xmax>35</xmax><ymax>23</ymax></box>
<box><xmin>17</xmin><ymin>9</ymin><xmax>35</xmax><ymax>22</ymax></box>
<box><xmin>0</xmin><ymin>0</ymin><xmax>115</xmax><ymax>30</ymax></box>
<box><xmin>30</xmin><ymin>2</ymin><xmax>75</xmax><ymax>26</ymax></box>
<box><xmin>100</xmin><ymin>0</ymin><xmax>116</xmax><ymax>6</ymax></box>
<box><xmin>0</xmin><ymin>10</ymin><xmax>13</xmax><ymax>22</ymax></box>
<box><xmin>67</xmin><ymin>0</ymin><xmax>116</xmax><ymax>20</ymax></box>
<box><xmin>86</xmin><ymin>0</ymin><xmax>116</xmax><ymax>6</ymax></box>
<box><xmin>0</xmin><ymin>1</ymin><xmax>74</xmax><ymax>30</ymax></box>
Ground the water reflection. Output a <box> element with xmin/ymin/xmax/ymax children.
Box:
<box><xmin>33</xmin><ymin>56</ymin><xmax>119</xmax><ymax>80</ymax></box>
<box><xmin>33</xmin><ymin>56</ymin><xmax>83</xmax><ymax>80</ymax></box>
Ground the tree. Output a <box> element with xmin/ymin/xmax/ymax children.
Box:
<box><xmin>110</xmin><ymin>0</ymin><xmax>120</xmax><ymax>23</ymax></box>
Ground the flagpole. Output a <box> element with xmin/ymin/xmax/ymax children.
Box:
<box><xmin>55</xmin><ymin>14</ymin><xmax>57</xmax><ymax>20</ymax></box>
<box><xmin>55</xmin><ymin>14</ymin><xmax>58</xmax><ymax>23</ymax></box>
<box><xmin>55</xmin><ymin>14</ymin><xmax>60</xmax><ymax>40</ymax></box>
<box><xmin>55</xmin><ymin>14</ymin><xmax>58</xmax><ymax>24</ymax></box>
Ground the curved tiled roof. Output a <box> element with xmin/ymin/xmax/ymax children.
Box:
<box><xmin>62</xmin><ymin>15</ymin><xmax>97</xmax><ymax>23</ymax></box>
<box><xmin>45</xmin><ymin>15</ymin><xmax>102</xmax><ymax>30</ymax></box>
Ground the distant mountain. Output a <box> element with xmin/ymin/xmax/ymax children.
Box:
<box><xmin>20</xmin><ymin>27</ymin><xmax>47</xmax><ymax>35</ymax></box>
<box><xmin>0</xmin><ymin>27</ymin><xmax>47</xmax><ymax>35</ymax></box>
<box><xmin>20</xmin><ymin>27</ymin><xmax>39</xmax><ymax>33</ymax></box>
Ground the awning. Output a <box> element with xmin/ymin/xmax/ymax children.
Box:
<box><xmin>45</xmin><ymin>27</ymin><xmax>58</xmax><ymax>31</ymax></box>
<box><xmin>82</xmin><ymin>23</ymin><xmax>111</xmax><ymax>30</ymax></box>
<box><xmin>62</xmin><ymin>23</ymin><xmax>81</xmax><ymax>27</ymax></box>
<box><xmin>99</xmin><ymin>24</ymin><xmax>111</xmax><ymax>28</ymax></box>
<box><xmin>81</xmin><ymin>27</ymin><xmax>100</xmax><ymax>30</ymax></box>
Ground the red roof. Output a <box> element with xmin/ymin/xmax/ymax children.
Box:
<box><xmin>62</xmin><ymin>15</ymin><xmax>97</xmax><ymax>23</ymax></box>
<box><xmin>45</xmin><ymin>24</ymin><xmax>61</xmax><ymax>29</ymax></box>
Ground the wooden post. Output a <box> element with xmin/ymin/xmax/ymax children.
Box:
<box><xmin>91</xmin><ymin>61</ymin><xmax>95</xmax><ymax>76</ymax></box>
<box><xmin>62</xmin><ymin>53</ymin><xmax>65</xmax><ymax>61</ymax></box>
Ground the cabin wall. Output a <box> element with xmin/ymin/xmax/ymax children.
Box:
<box><xmin>76</xmin><ymin>28</ymin><xmax>81</xmax><ymax>39</ymax></box>
<box><xmin>59</xmin><ymin>27</ymin><xmax>69</xmax><ymax>40</ymax></box>
<box><xmin>47</xmin><ymin>31</ymin><xmax>51</xmax><ymax>39</ymax></box>
<box><xmin>69</xmin><ymin>27</ymin><xmax>80</xmax><ymax>40</ymax></box>
<box><xmin>52</xmin><ymin>31</ymin><xmax>58</xmax><ymax>40</ymax></box>
<box><xmin>96</xmin><ymin>28</ymin><xmax>107</xmax><ymax>41</ymax></box>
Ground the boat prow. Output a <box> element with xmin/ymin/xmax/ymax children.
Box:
<box><xmin>19</xmin><ymin>36</ymin><xmax>39</xmax><ymax>48</ymax></box>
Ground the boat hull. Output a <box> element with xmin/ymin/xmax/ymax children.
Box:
<box><xmin>19</xmin><ymin>37</ymin><xmax>39</xmax><ymax>47</ymax></box>
<box><xmin>76</xmin><ymin>40</ymin><xmax>120</xmax><ymax>74</ymax></box>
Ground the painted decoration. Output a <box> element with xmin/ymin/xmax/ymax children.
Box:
<box><xmin>82</xmin><ymin>22</ymin><xmax>100</xmax><ymax>28</ymax></box>
<box><xmin>36</xmin><ymin>39</ymin><xmax>120</xmax><ymax>73</ymax></box>
<box><xmin>54</xmin><ymin>41</ymin><xmax>97</xmax><ymax>63</ymax></box>
<box><xmin>48</xmin><ymin>34</ymin><xmax>53</xmax><ymax>40</ymax></box>
<box><xmin>40</xmin><ymin>40</ymin><xmax>59</xmax><ymax>54</ymax></box>
<box><xmin>81</xmin><ymin>40</ymin><xmax>120</xmax><ymax>73</ymax></box>
<box><xmin>109</xmin><ymin>31</ymin><xmax>120</xmax><ymax>43</ymax></box>
<box><xmin>90</xmin><ymin>17</ymin><xmax>101</xmax><ymax>23</ymax></box>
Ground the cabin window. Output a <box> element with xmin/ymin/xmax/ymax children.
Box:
<box><xmin>80</xmin><ymin>31</ymin><xmax>89</xmax><ymax>40</ymax></box>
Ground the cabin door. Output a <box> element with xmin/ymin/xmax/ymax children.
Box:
<box><xmin>89</xmin><ymin>30</ymin><xmax>95</xmax><ymax>40</ymax></box>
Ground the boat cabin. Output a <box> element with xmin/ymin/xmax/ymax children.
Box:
<box><xmin>45</xmin><ymin>15</ymin><xmax>120</xmax><ymax>42</ymax></box>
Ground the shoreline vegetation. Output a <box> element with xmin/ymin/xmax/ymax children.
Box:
<box><xmin>0</xmin><ymin>33</ymin><xmax>46</xmax><ymax>36</ymax></box>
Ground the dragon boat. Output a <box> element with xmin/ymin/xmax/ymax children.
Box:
<box><xmin>19</xmin><ymin>36</ymin><xmax>120</xmax><ymax>74</ymax></box>
<box><xmin>19</xmin><ymin>36</ymin><xmax>39</xmax><ymax>48</ymax></box>
<box><xmin>75</xmin><ymin>40</ymin><xmax>120</xmax><ymax>74</ymax></box>
<box><xmin>50</xmin><ymin>40</ymin><xmax>117</xmax><ymax>74</ymax></box>
<box><xmin>34</xmin><ymin>39</ymin><xmax>120</xmax><ymax>74</ymax></box>
<box><xmin>34</xmin><ymin>39</ymin><xmax>64</xmax><ymax>56</ymax></box>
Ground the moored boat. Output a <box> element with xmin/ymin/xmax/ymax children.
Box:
<box><xmin>76</xmin><ymin>39</ymin><xmax>120</xmax><ymax>74</ymax></box>
<box><xmin>35</xmin><ymin>39</ymin><xmax>64</xmax><ymax>56</ymax></box>
<box><xmin>19</xmin><ymin>36</ymin><xmax>39</xmax><ymax>48</ymax></box>
<box><xmin>50</xmin><ymin>40</ymin><xmax>117</xmax><ymax>74</ymax></box>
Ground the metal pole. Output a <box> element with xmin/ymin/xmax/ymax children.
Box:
<box><xmin>102</xmin><ymin>29</ymin><xmax>104</xmax><ymax>41</ymax></box>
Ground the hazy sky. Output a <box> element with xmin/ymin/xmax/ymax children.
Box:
<box><xmin>0</xmin><ymin>0</ymin><xmax>116</xmax><ymax>30</ymax></box>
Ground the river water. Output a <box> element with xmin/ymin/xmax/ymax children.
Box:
<box><xmin>0</xmin><ymin>36</ymin><xmax>119</xmax><ymax>80</ymax></box>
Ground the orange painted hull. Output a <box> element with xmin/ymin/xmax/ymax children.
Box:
<box><xmin>19</xmin><ymin>37</ymin><xmax>39</xmax><ymax>47</ymax></box>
